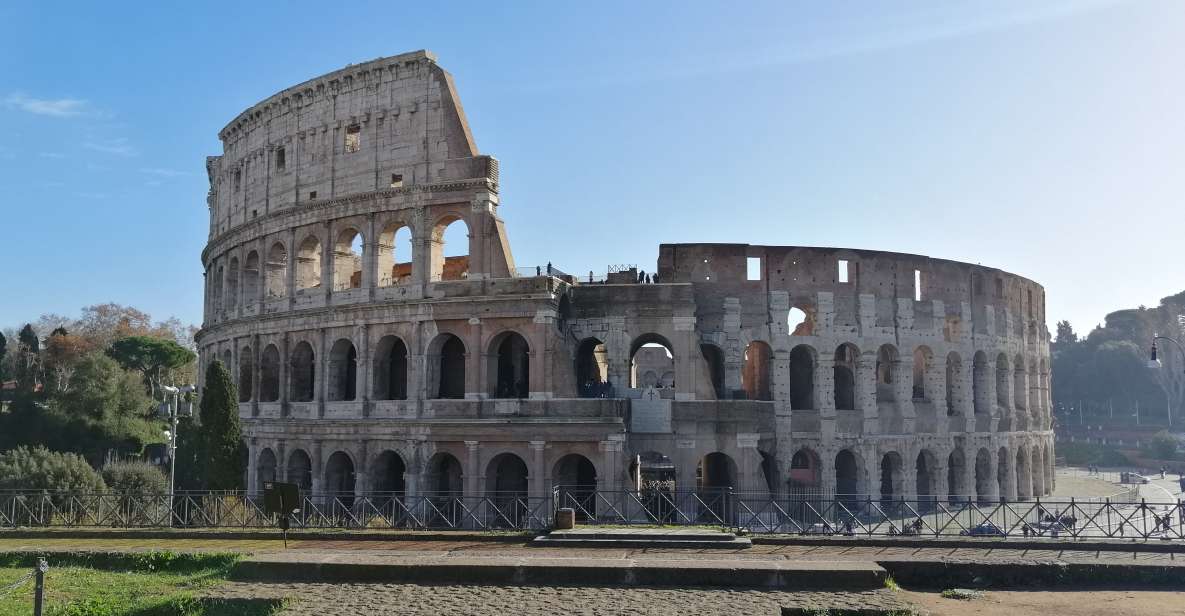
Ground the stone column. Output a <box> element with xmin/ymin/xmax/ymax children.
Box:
<box><xmin>251</xmin><ymin>335</ymin><xmax>261</xmax><ymax>417</ymax></box>
<box><xmin>673</xmin><ymin>316</ymin><xmax>697</xmax><ymax>401</ymax></box>
<box><xmin>277</xmin><ymin>441</ymin><xmax>287</xmax><ymax>482</ymax></box>
<box><xmin>311</xmin><ymin>441</ymin><xmax>324</xmax><ymax>504</ymax></box>
<box><xmin>820</xmin><ymin>450</ymin><xmax>837</xmax><ymax>502</ymax></box>
<box><xmin>363</xmin><ymin>213</ymin><xmax>377</xmax><ymax>300</ymax></box>
<box><xmin>285</xmin><ymin>228</ymin><xmax>296</xmax><ymax>309</ymax></box>
<box><xmin>933</xmin><ymin>459</ymin><xmax>949</xmax><ymax>504</ymax></box>
<box><xmin>529</xmin><ymin>441</ymin><xmax>547</xmax><ymax>499</ymax></box>
<box><xmin>814</xmin><ymin>356</ymin><xmax>836</xmax><ymax>418</ymax></box>
<box><xmin>857</xmin><ymin>354</ymin><xmax>878</xmax><ymax>435</ymax></box>
<box><xmin>864</xmin><ymin>450</ymin><xmax>880</xmax><ymax>502</ymax></box>
<box><xmin>317</xmin><ymin>328</ymin><xmax>327</xmax><ymax>417</ymax></box>
<box><xmin>464</xmin><ymin>441</ymin><xmax>481</xmax><ymax>497</ymax></box>
<box><xmin>246</xmin><ymin>441</ymin><xmax>259</xmax><ymax>496</ymax></box>
<box><xmin>357</xmin><ymin>323</ymin><xmax>370</xmax><ymax>414</ymax></box>
<box><xmin>737</xmin><ymin>433</ymin><xmax>761</xmax><ymax>493</ymax></box>
<box><xmin>996</xmin><ymin>450</ymin><xmax>1013</xmax><ymax>502</ymax></box>
<box><xmin>322</xmin><ymin>221</ymin><xmax>334</xmax><ymax>299</ymax></box>
<box><xmin>962</xmin><ymin>449</ymin><xmax>976</xmax><ymax>502</ymax></box>
<box><xmin>354</xmin><ymin>441</ymin><xmax>369</xmax><ymax>500</ymax></box>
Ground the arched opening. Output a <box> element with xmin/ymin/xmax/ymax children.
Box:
<box><xmin>221</xmin><ymin>349</ymin><xmax>233</xmax><ymax>374</ymax></box>
<box><xmin>630</xmin><ymin>334</ymin><xmax>674</xmax><ymax>389</ymax></box>
<box><xmin>697</xmin><ymin>452</ymin><xmax>737</xmax><ymax>522</ymax></box>
<box><xmin>876</xmin><ymin>344</ymin><xmax>898</xmax><ymax>403</ymax></box>
<box><xmin>1015</xmin><ymin>446</ymin><xmax>1031</xmax><ymax>500</ymax></box>
<box><xmin>227</xmin><ymin>257</ymin><xmax>240</xmax><ymax>312</ymax></box>
<box><xmin>427</xmin><ymin>452</ymin><xmax>462</xmax><ymax>495</ymax></box>
<box><xmin>975</xmin><ymin>448</ymin><xmax>993</xmax><ymax>503</ymax></box>
<box><xmin>996</xmin><ymin>354</ymin><xmax>1010</xmax><ymax>408</ymax></box>
<box><xmin>256</xmin><ymin>448</ymin><xmax>277</xmax><ymax>490</ymax></box>
<box><xmin>1013</xmin><ymin>354</ymin><xmax>1028</xmax><ymax>411</ymax></box>
<box><xmin>945</xmin><ymin>352</ymin><xmax>962</xmax><ymax>416</ymax></box>
<box><xmin>947</xmin><ymin>448</ymin><xmax>966</xmax><ymax>501</ymax></box>
<box><xmin>788</xmin><ymin>345</ymin><xmax>815</xmax><ymax>409</ymax></box>
<box><xmin>631</xmin><ymin>451</ymin><xmax>676</xmax><ymax>491</ymax></box>
<box><xmin>997</xmin><ymin>447</ymin><xmax>1011</xmax><ymax>501</ymax></box>
<box><xmin>332</xmin><ymin>228</ymin><xmax>364</xmax><ymax>291</ymax></box>
<box><xmin>700</xmin><ymin>343</ymin><xmax>726</xmax><ymax>399</ymax></box>
<box><xmin>289</xmin><ymin>341</ymin><xmax>315</xmax><ymax>402</ymax></box>
<box><xmin>972</xmin><ymin>351</ymin><xmax>989</xmax><ymax>415</ymax></box>
<box><xmin>916</xmin><ymin>450</ymin><xmax>937</xmax><ymax>508</ymax></box>
<box><xmin>788</xmin><ymin>448</ymin><xmax>822</xmax><ymax>499</ymax></box>
<box><xmin>486</xmin><ymin>453</ymin><xmax>529</xmax><ymax>527</ymax></box>
<box><xmin>296</xmin><ymin>235</ymin><xmax>322</xmax><ymax>290</ymax></box>
<box><xmin>787</xmin><ymin>306</ymin><xmax>813</xmax><ymax>336</ymax></box>
<box><xmin>324</xmin><ymin>452</ymin><xmax>356</xmax><ymax>507</ymax></box>
<box><xmin>554</xmin><ymin>454</ymin><xmax>598</xmax><ymax>519</ymax></box>
<box><xmin>265</xmin><ymin>242</ymin><xmax>288</xmax><ymax>299</ymax></box>
<box><xmin>328</xmin><ymin>339</ymin><xmax>357</xmax><ymax>402</ymax></box>
<box><xmin>1030</xmin><ymin>447</ymin><xmax>1044</xmax><ymax>496</ymax></box>
<box><xmin>377</xmin><ymin>223</ymin><xmax>413</xmax><ymax>286</ymax></box>
<box><xmin>834</xmin><ymin>344</ymin><xmax>858</xmax><ymax>411</ymax></box>
<box><xmin>371</xmin><ymin>451</ymin><xmax>406</xmax><ymax>495</ymax></box>
<box><xmin>214</xmin><ymin>265</ymin><xmax>225</xmax><ymax>313</ymax></box>
<box><xmin>432</xmin><ymin>217</ymin><xmax>470</xmax><ymax>281</ymax></box>
<box><xmin>576</xmin><ymin>337</ymin><xmax>609</xmax><ymax>397</ymax></box>
<box><xmin>373</xmin><ymin>335</ymin><xmax>408</xmax><ymax>400</ymax></box>
<box><xmin>238</xmin><ymin>346</ymin><xmax>253</xmax><ymax>402</ymax></box>
<box><xmin>243</xmin><ymin>251</ymin><xmax>260</xmax><ymax>306</ymax></box>
<box><xmin>489</xmin><ymin>331</ymin><xmax>530</xmax><ymax>398</ymax></box>
<box><xmin>287</xmin><ymin>449</ymin><xmax>313</xmax><ymax>492</ymax></box>
<box><xmin>835</xmin><ymin>449</ymin><xmax>861</xmax><ymax>506</ymax></box>
<box><xmin>743</xmin><ymin>341</ymin><xmax>774</xmax><ymax>401</ymax></box>
<box><xmin>912</xmin><ymin>347</ymin><xmax>931</xmax><ymax>401</ymax></box>
<box><xmin>259</xmin><ymin>345</ymin><xmax>280</xmax><ymax>402</ymax></box>
<box><xmin>880</xmin><ymin>451</ymin><xmax>904</xmax><ymax>503</ymax></box>
<box><xmin>432</xmin><ymin>334</ymin><xmax>466</xmax><ymax>399</ymax></box>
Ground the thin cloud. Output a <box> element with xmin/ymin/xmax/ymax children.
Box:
<box><xmin>4</xmin><ymin>93</ymin><xmax>88</xmax><ymax>117</ymax></box>
<box><xmin>83</xmin><ymin>137</ymin><xmax>136</xmax><ymax>157</ymax></box>
<box><xmin>139</xmin><ymin>167</ymin><xmax>191</xmax><ymax>178</ymax></box>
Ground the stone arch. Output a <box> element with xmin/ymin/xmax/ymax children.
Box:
<box><xmin>743</xmin><ymin>340</ymin><xmax>774</xmax><ymax>401</ymax></box>
<box><xmin>220</xmin><ymin>349</ymin><xmax>233</xmax><ymax>374</ymax></box>
<box><xmin>912</xmin><ymin>346</ymin><xmax>932</xmax><ymax>401</ymax></box>
<box><xmin>995</xmin><ymin>353</ymin><xmax>1010</xmax><ymax>408</ymax></box>
<box><xmin>377</xmin><ymin>221</ymin><xmax>414</xmax><ymax>287</ymax></box>
<box><xmin>554</xmin><ymin>453</ymin><xmax>598</xmax><ymax>519</ymax></box>
<box><xmin>1030</xmin><ymin>446</ymin><xmax>1044</xmax><ymax>496</ymax></box>
<box><xmin>373</xmin><ymin>335</ymin><xmax>409</xmax><ymax>400</ymax></box>
<box><xmin>835</xmin><ymin>449</ymin><xmax>864</xmax><ymax>503</ymax></box>
<box><xmin>289</xmin><ymin>341</ymin><xmax>315</xmax><ymax>402</ymax></box>
<box><xmin>697</xmin><ymin>452</ymin><xmax>737</xmax><ymax>491</ymax></box>
<box><xmin>265</xmin><ymin>241</ymin><xmax>288</xmax><ymax>298</ymax></box>
<box><xmin>324</xmin><ymin>451</ymin><xmax>356</xmax><ymax>505</ymax></box>
<box><xmin>242</xmin><ymin>250</ymin><xmax>260</xmax><ymax>305</ymax></box>
<box><xmin>327</xmin><ymin>338</ymin><xmax>357</xmax><ymax>402</ymax></box>
<box><xmin>1016</xmin><ymin>445</ymin><xmax>1032</xmax><ymax>500</ymax></box>
<box><xmin>629</xmin><ymin>333</ymin><xmax>675</xmax><ymax>389</ymax></box>
<box><xmin>876</xmin><ymin>344</ymin><xmax>899</xmax><ymax>403</ymax></box>
<box><xmin>428</xmin><ymin>333</ymin><xmax>466</xmax><ymax>399</ymax></box>
<box><xmin>997</xmin><ymin>446</ymin><xmax>1012</xmax><ymax>500</ymax></box>
<box><xmin>227</xmin><ymin>256</ymin><xmax>240</xmax><ymax>312</ymax></box>
<box><xmin>972</xmin><ymin>351</ymin><xmax>990</xmax><ymax>415</ymax></box>
<box><xmin>788</xmin><ymin>448</ymin><xmax>822</xmax><ymax>496</ymax></box>
<box><xmin>947</xmin><ymin>447</ymin><xmax>967</xmax><ymax>501</ymax></box>
<box><xmin>631</xmin><ymin>451</ymin><xmax>676</xmax><ymax>490</ymax></box>
<box><xmin>945</xmin><ymin>352</ymin><xmax>963</xmax><ymax>416</ymax></box>
<box><xmin>431</xmin><ymin>215</ymin><xmax>470</xmax><ymax>281</ymax></box>
<box><xmin>576</xmin><ymin>337</ymin><xmax>608</xmax><ymax>396</ymax></box>
<box><xmin>788</xmin><ymin>344</ymin><xmax>816</xmax><ymax>409</ymax></box>
<box><xmin>332</xmin><ymin>227</ymin><xmax>364</xmax><ymax>291</ymax></box>
<box><xmin>371</xmin><ymin>450</ymin><xmax>406</xmax><ymax>494</ymax></box>
<box><xmin>1013</xmin><ymin>353</ymin><xmax>1028</xmax><ymax>412</ymax></box>
<box><xmin>880</xmin><ymin>451</ymin><xmax>905</xmax><ymax>503</ymax></box>
<box><xmin>486</xmin><ymin>452</ymin><xmax>529</xmax><ymax>495</ymax></box>
<box><xmin>833</xmin><ymin>343</ymin><xmax>859</xmax><ymax>411</ymax></box>
<box><xmin>915</xmin><ymin>449</ymin><xmax>939</xmax><ymax>505</ymax></box>
<box><xmin>237</xmin><ymin>345</ymin><xmax>253</xmax><ymax>403</ymax></box>
<box><xmin>700</xmin><ymin>343</ymin><xmax>726</xmax><ymax>399</ymax></box>
<box><xmin>488</xmin><ymin>330</ymin><xmax>530</xmax><ymax>398</ymax></box>
<box><xmin>258</xmin><ymin>344</ymin><xmax>280</xmax><ymax>402</ymax></box>
<box><xmin>256</xmin><ymin>448</ymin><xmax>277</xmax><ymax>489</ymax></box>
<box><xmin>295</xmin><ymin>234</ymin><xmax>322</xmax><ymax>290</ymax></box>
<box><xmin>426</xmin><ymin>452</ymin><xmax>462</xmax><ymax>495</ymax></box>
<box><xmin>787</xmin><ymin>304</ymin><xmax>814</xmax><ymax>336</ymax></box>
<box><xmin>214</xmin><ymin>264</ymin><xmax>225</xmax><ymax>313</ymax></box>
<box><xmin>287</xmin><ymin>449</ymin><xmax>313</xmax><ymax>491</ymax></box>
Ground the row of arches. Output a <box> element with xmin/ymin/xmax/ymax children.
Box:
<box><xmin>207</xmin><ymin>217</ymin><xmax>470</xmax><ymax>317</ymax></box>
<box><xmin>232</xmin><ymin>330</ymin><xmax>531</xmax><ymax>403</ymax></box>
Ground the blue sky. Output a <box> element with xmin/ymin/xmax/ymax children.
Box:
<box><xmin>1</xmin><ymin>0</ymin><xmax>1182</xmax><ymax>335</ymax></box>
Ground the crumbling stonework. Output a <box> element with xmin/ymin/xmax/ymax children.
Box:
<box><xmin>197</xmin><ymin>51</ymin><xmax>1053</xmax><ymax>503</ymax></box>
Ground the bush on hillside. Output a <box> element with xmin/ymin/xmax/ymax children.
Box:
<box><xmin>102</xmin><ymin>459</ymin><xmax>168</xmax><ymax>495</ymax></box>
<box><xmin>0</xmin><ymin>446</ymin><xmax>106</xmax><ymax>493</ymax></box>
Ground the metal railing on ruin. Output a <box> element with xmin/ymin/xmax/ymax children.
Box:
<box><xmin>1</xmin><ymin>489</ymin><xmax>1182</xmax><ymax>540</ymax></box>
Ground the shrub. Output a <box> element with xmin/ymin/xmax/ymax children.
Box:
<box><xmin>1150</xmin><ymin>430</ymin><xmax>1179</xmax><ymax>460</ymax></box>
<box><xmin>102</xmin><ymin>460</ymin><xmax>168</xmax><ymax>495</ymax></box>
<box><xmin>0</xmin><ymin>445</ymin><xmax>106</xmax><ymax>492</ymax></box>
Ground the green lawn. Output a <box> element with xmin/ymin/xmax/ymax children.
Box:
<box><xmin>0</xmin><ymin>553</ymin><xmax>284</xmax><ymax>616</ymax></box>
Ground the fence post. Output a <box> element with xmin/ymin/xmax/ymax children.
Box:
<box><xmin>33</xmin><ymin>557</ymin><xmax>47</xmax><ymax>616</ymax></box>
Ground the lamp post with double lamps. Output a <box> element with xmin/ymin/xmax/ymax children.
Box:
<box><xmin>159</xmin><ymin>384</ymin><xmax>196</xmax><ymax>513</ymax></box>
<box><xmin>1147</xmin><ymin>336</ymin><xmax>1183</xmax><ymax>428</ymax></box>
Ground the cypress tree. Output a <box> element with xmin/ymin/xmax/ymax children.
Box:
<box><xmin>198</xmin><ymin>359</ymin><xmax>244</xmax><ymax>491</ymax></box>
<box><xmin>0</xmin><ymin>331</ymin><xmax>7</xmax><ymax>381</ymax></box>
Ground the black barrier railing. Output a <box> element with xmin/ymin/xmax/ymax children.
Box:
<box><xmin>2</xmin><ymin>489</ymin><xmax>1183</xmax><ymax>539</ymax></box>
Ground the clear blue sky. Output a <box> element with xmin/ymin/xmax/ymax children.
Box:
<box><xmin>2</xmin><ymin>0</ymin><xmax>1181</xmax><ymax>335</ymax></box>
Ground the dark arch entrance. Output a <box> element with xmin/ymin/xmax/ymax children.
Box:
<box><xmin>490</xmin><ymin>332</ymin><xmax>530</xmax><ymax>398</ymax></box>
<box><xmin>324</xmin><ymin>451</ymin><xmax>356</xmax><ymax>508</ymax></box>
<box><xmin>554</xmin><ymin>454</ymin><xmax>597</xmax><ymax>519</ymax></box>
<box><xmin>487</xmin><ymin>453</ymin><xmax>530</xmax><ymax>527</ymax></box>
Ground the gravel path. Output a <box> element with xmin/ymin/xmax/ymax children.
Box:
<box><xmin>206</xmin><ymin>582</ymin><xmax>912</xmax><ymax>615</ymax></box>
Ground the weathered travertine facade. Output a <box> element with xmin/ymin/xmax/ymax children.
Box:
<box><xmin>197</xmin><ymin>51</ymin><xmax>1054</xmax><ymax>504</ymax></box>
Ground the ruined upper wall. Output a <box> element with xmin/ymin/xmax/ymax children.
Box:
<box><xmin>205</xmin><ymin>50</ymin><xmax>491</xmax><ymax>240</ymax></box>
<box><xmin>657</xmin><ymin>243</ymin><xmax>1048</xmax><ymax>344</ymax></box>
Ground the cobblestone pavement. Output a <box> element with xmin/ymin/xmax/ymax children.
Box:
<box><xmin>206</xmin><ymin>582</ymin><xmax>912</xmax><ymax>615</ymax></box>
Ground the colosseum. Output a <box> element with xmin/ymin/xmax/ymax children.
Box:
<box><xmin>196</xmin><ymin>50</ymin><xmax>1054</xmax><ymax>519</ymax></box>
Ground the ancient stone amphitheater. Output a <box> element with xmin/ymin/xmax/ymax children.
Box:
<box><xmin>197</xmin><ymin>50</ymin><xmax>1053</xmax><ymax>510</ymax></box>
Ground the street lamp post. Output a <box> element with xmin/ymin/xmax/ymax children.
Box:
<box><xmin>1148</xmin><ymin>336</ymin><xmax>1184</xmax><ymax>428</ymax></box>
<box><xmin>159</xmin><ymin>384</ymin><xmax>195</xmax><ymax>514</ymax></box>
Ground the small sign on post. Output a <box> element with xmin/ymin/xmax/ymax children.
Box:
<box><xmin>263</xmin><ymin>482</ymin><xmax>301</xmax><ymax>548</ymax></box>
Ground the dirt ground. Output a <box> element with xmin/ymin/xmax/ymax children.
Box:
<box><xmin>1050</xmin><ymin>473</ymin><xmax>1126</xmax><ymax>498</ymax></box>
<box><xmin>901</xmin><ymin>589</ymin><xmax>1185</xmax><ymax>616</ymax></box>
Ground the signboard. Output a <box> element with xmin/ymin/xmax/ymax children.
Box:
<box><xmin>630</xmin><ymin>387</ymin><xmax>672</xmax><ymax>433</ymax></box>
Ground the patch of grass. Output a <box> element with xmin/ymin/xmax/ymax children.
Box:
<box><xmin>940</xmin><ymin>588</ymin><xmax>984</xmax><ymax>601</ymax></box>
<box><xmin>883</xmin><ymin>576</ymin><xmax>900</xmax><ymax>592</ymax></box>
<box><xmin>0</xmin><ymin>551</ymin><xmax>277</xmax><ymax>616</ymax></box>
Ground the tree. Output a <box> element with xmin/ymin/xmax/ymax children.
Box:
<box><xmin>75</xmin><ymin>303</ymin><xmax>155</xmax><ymax>349</ymax></box>
<box><xmin>0</xmin><ymin>331</ymin><xmax>7</xmax><ymax>382</ymax></box>
<box><xmin>15</xmin><ymin>324</ymin><xmax>41</xmax><ymax>393</ymax></box>
<box><xmin>198</xmin><ymin>360</ymin><xmax>243</xmax><ymax>491</ymax></box>
<box><xmin>108</xmin><ymin>336</ymin><xmax>197</xmax><ymax>400</ymax></box>
<box><xmin>102</xmin><ymin>460</ymin><xmax>168</xmax><ymax>495</ymax></box>
<box><xmin>1053</xmin><ymin>320</ymin><xmax>1077</xmax><ymax>350</ymax></box>
<box><xmin>1150</xmin><ymin>430</ymin><xmax>1178</xmax><ymax>460</ymax></box>
<box><xmin>0</xmin><ymin>446</ymin><xmax>107</xmax><ymax>492</ymax></box>
<box><xmin>43</xmin><ymin>330</ymin><xmax>92</xmax><ymax>393</ymax></box>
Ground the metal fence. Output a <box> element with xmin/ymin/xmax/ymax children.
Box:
<box><xmin>2</xmin><ymin>489</ymin><xmax>1183</xmax><ymax>540</ymax></box>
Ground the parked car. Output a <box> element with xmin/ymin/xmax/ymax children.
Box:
<box><xmin>960</xmin><ymin>523</ymin><xmax>1005</xmax><ymax>537</ymax></box>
